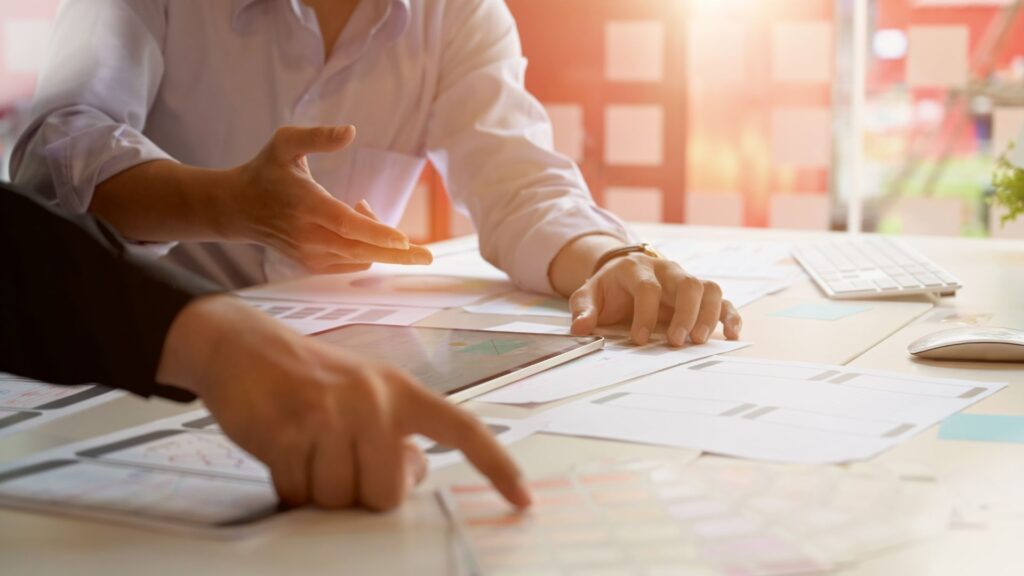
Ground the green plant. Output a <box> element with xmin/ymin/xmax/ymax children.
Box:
<box><xmin>992</xmin><ymin>142</ymin><xmax>1024</xmax><ymax>224</ymax></box>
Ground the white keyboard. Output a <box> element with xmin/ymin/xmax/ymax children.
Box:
<box><xmin>793</xmin><ymin>237</ymin><xmax>962</xmax><ymax>299</ymax></box>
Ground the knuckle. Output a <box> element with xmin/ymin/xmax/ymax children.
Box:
<box><xmin>637</xmin><ymin>278</ymin><xmax>662</xmax><ymax>297</ymax></box>
<box><xmin>701</xmin><ymin>280</ymin><xmax>723</xmax><ymax>299</ymax></box>
<box><xmin>678</xmin><ymin>275</ymin><xmax>703</xmax><ymax>294</ymax></box>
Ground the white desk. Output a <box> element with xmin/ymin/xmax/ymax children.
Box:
<box><xmin>1</xmin><ymin>225</ymin><xmax>1022</xmax><ymax>575</ymax></box>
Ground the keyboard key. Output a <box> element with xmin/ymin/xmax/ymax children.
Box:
<box><xmin>873</xmin><ymin>278</ymin><xmax>899</xmax><ymax>290</ymax></box>
<box><xmin>913</xmin><ymin>273</ymin><xmax>943</xmax><ymax>287</ymax></box>
<box><xmin>892</xmin><ymin>275</ymin><xmax>920</xmax><ymax>288</ymax></box>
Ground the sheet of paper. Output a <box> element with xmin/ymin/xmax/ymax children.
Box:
<box><xmin>939</xmin><ymin>414</ymin><xmax>1024</xmax><ymax>444</ymax></box>
<box><xmin>0</xmin><ymin>373</ymin><xmax>123</xmax><ymax>439</ymax></box>
<box><xmin>484</xmin><ymin>321</ymin><xmax>568</xmax><ymax>334</ymax></box>
<box><xmin>655</xmin><ymin>240</ymin><xmax>797</xmax><ymax>281</ymax></box>
<box><xmin>478</xmin><ymin>325</ymin><xmax>751</xmax><ymax>405</ymax></box>
<box><xmin>413</xmin><ymin>417</ymin><xmax>544</xmax><ymax>471</ymax></box>
<box><xmin>463</xmin><ymin>292</ymin><xmax>571</xmax><ymax>318</ymax></box>
<box><xmin>242</xmin><ymin>298</ymin><xmax>437</xmax><ymax>335</ymax></box>
<box><xmin>242</xmin><ymin>249</ymin><xmax>514</xmax><ymax>309</ymax></box>
<box><xmin>539</xmin><ymin>356</ymin><xmax>1006</xmax><ymax>464</ymax></box>
<box><xmin>0</xmin><ymin>409</ymin><xmax>539</xmax><ymax>533</ymax></box>
<box><xmin>441</xmin><ymin>458</ymin><xmax>949</xmax><ymax>575</ymax></box>
<box><xmin>771</xmin><ymin>302</ymin><xmax>872</xmax><ymax>321</ymax></box>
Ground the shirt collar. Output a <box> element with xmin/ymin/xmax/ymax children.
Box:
<box><xmin>232</xmin><ymin>0</ymin><xmax>410</xmax><ymax>41</ymax></box>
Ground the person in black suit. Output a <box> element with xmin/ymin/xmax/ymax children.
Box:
<box><xmin>0</xmin><ymin>183</ymin><xmax>529</xmax><ymax>511</ymax></box>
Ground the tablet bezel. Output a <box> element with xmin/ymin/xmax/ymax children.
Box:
<box><xmin>310</xmin><ymin>324</ymin><xmax>604</xmax><ymax>403</ymax></box>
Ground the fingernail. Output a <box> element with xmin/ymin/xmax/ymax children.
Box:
<box><xmin>693</xmin><ymin>326</ymin><xmax>709</xmax><ymax>343</ymax></box>
<box><xmin>391</xmin><ymin>236</ymin><xmax>410</xmax><ymax>249</ymax></box>
<box><xmin>636</xmin><ymin>327</ymin><xmax>650</xmax><ymax>344</ymax></box>
<box><xmin>358</xmin><ymin>199</ymin><xmax>371</xmax><ymax>210</ymax></box>
<box><xmin>413</xmin><ymin>252</ymin><xmax>431</xmax><ymax>265</ymax></box>
<box><xmin>675</xmin><ymin>329</ymin><xmax>688</xmax><ymax>345</ymax></box>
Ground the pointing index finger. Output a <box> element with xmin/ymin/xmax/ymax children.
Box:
<box><xmin>316</xmin><ymin>198</ymin><xmax>410</xmax><ymax>249</ymax></box>
<box><xmin>399</xmin><ymin>382</ymin><xmax>531</xmax><ymax>508</ymax></box>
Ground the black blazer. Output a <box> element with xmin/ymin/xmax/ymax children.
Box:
<box><xmin>0</xmin><ymin>182</ymin><xmax>219</xmax><ymax>401</ymax></box>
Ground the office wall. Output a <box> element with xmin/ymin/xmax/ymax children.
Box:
<box><xmin>2</xmin><ymin>1</ymin><xmax>1022</xmax><ymax>239</ymax></box>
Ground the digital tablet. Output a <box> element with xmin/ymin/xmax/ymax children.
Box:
<box><xmin>312</xmin><ymin>324</ymin><xmax>603</xmax><ymax>402</ymax></box>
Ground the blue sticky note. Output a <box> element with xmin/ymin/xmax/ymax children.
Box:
<box><xmin>939</xmin><ymin>414</ymin><xmax>1024</xmax><ymax>444</ymax></box>
<box><xmin>771</xmin><ymin>302</ymin><xmax>872</xmax><ymax>321</ymax></box>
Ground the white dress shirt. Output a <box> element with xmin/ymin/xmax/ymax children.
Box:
<box><xmin>12</xmin><ymin>0</ymin><xmax>629</xmax><ymax>291</ymax></box>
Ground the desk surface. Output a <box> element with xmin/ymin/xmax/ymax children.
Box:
<box><xmin>2</xmin><ymin>225</ymin><xmax>1022</xmax><ymax>576</ymax></box>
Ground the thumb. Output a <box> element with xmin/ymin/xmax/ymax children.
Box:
<box><xmin>569</xmin><ymin>284</ymin><xmax>599</xmax><ymax>335</ymax></box>
<box><xmin>272</xmin><ymin>125</ymin><xmax>356</xmax><ymax>159</ymax></box>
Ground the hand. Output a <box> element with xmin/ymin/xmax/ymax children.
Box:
<box><xmin>157</xmin><ymin>295</ymin><xmax>531</xmax><ymax>511</ymax></box>
<box><xmin>227</xmin><ymin>125</ymin><xmax>433</xmax><ymax>274</ymax></box>
<box><xmin>569</xmin><ymin>253</ymin><xmax>743</xmax><ymax>347</ymax></box>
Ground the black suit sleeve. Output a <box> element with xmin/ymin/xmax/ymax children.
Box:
<box><xmin>0</xmin><ymin>183</ymin><xmax>222</xmax><ymax>401</ymax></box>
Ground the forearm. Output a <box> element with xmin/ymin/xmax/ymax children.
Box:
<box><xmin>548</xmin><ymin>234</ymin><xmax>628</xmax><ymax>297</ymax></box>
<box><xmin>91</xmin><ymin>159</ymin><xmax>241</xmax><ymax>243</ymax></box>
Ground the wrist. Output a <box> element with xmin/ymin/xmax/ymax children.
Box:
<box><xmin>156</xmin><ymin>294</ymin><xmax>240</xmax><ymax>396</ymax></box>
<box><xmin>205</xmin><ymin>166</ymin><xmax>248</xmax><ymax>242</ymax></box>
<box><xmin>549</xmin><ymin>233</ymin><xmax>628</xmax><ymax>297</ymax></box>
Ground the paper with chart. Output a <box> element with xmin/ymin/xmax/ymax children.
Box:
<box><xmin>539</xmin><ymin>356</ymin><xmax>1006</xmax><ymax>463</ymax></box>
<box><xmin>242</xmin><ymin>249</ymin><xmax>514</xmax><ymax>309</ymax></box>
<box><xmin>442</xmin><ymin>458</ymin><xmax>950</xmax><ymax>575</ymax></box>
<box><xmin>477</xmin><ymin>322</ymin><xmax>751</xmax><ymax>405</ymax></box>
<box><xmin>243</xmin><ymin>297</ymin><xmax>437</xmax><ymax>335</ymax></box>
<box><xmin>0</xmin><ymin>373</ymin><xmax>123</xmax><ymax>438</ymax></box>
<box><xmin>0</xmin><ymin>409</ymin><xmax>540</xmax><ymax>532</ymax></box>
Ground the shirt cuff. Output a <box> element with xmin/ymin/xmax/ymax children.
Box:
<box><xmin>43</xmin><ymin>122</ymin><xmax>178</xmax><ymax>256</ymax></box>
<box><xmin>511</xmin><ymin>203</ymin><xmax>635</xmax><ymax>295</ymax></box>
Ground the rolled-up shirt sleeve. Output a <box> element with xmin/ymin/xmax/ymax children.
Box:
<box><xmin>11</xmin><ymin>0</ymin><xmax>175</xmax><ymax>255</ymax></box>
<box><xmin>426</xmin><ymin>0</ymin><xmax>632</xmax><ymax>295</ymax></box>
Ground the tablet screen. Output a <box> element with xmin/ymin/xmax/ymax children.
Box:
<box><xmin>312</xmin><ymin>324</ymin><xmax>599</xmax><ymax>396</ymax></box>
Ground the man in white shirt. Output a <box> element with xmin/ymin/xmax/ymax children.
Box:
<box><xmin>13</xmin><ymin>0</ymin><xmax>741</xmax><ymax>348</ymax></box>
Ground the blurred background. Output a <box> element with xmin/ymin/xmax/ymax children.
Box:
<box><xmin>2</xmin><ymin>0</ymin><xmax>1024</xmax><ymax>242</ymax></box>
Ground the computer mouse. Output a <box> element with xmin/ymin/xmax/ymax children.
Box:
<box><xmin>908</xmin><ymin>327</ymin><xmax>1024</xmax><ymax>362</ymax></box>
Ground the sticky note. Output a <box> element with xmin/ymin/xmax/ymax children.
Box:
<box><xmin>604</xmin><ymin>187</ymin><xmax>663</xmax><ymax>222</ymax></box>
<box><xmin>939</xmin><ymin>414</ymin><xmax>1024</xmax><ymax>444</ymax></box>
<box><xmin>771</xmin><ymin>107</ymin><xmax>831</xmax><ymax>168</ymax></box>
<box><xmin>605</xmin><ymin>21</ymin><xmax>665</xmax><ymax>82</ymax></box>
<box><xmin>545</xmin><ymin>103</ymin><xmax>585</xmax><ymax>162</ymax></box>
<box><xmin>771</xmin><ymin>302</ymin><xmax>871</xmax><ymax>321</ymax></box>
<box><xmin>605</xmin><ymin>105</ymin><xmax>664</xmax><ymax>166</ymax></box>
<box><xmin>688</xmin><ymin>21</ymin><xmax>747</xmax><ymax>86</ymax></box>
<box><xmin>771</xmin><ymin>22</ymin><xmax>833</xmax><ymax>84</ymax></box>
<box><xmin>906</xmin><ymin>26</ymin><xmax>969</xmax><ymax>88</ymax></box>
